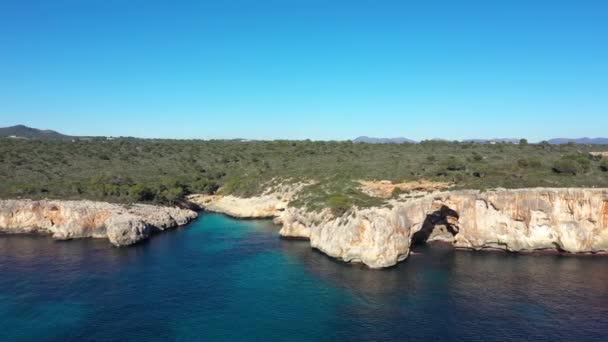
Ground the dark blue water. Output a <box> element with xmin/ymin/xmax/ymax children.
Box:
<box><xmin>1</xmin><ymin>213</ymin><xmax>607</xmax><ymax>341</ymax></box>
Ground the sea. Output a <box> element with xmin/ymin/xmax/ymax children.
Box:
<box><xmin>1</xmin><ymin>213</ymin><xmax>606</xmax><ymax>341</ymax></box>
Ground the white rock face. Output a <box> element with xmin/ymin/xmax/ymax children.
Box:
<box><xmin>188</xmin><ymin>182</ymin><xmax>312</xmax><ymax>218</ymax></box>
<box><xmin>199</xmin><ymin>188</ymin><xmax>608</xmax><ymax>268</ymax></box>
<box><xmin>279</xmin><ymin>188</ymin><xmax>608</xmax><ymax>267</ymax></box>
<box><xmin>188</xmin><ymin>194</ymin><xmax>285</xmax><ymax>218</ymax></box>
<box><xmin>16</xmin><ymin>188</ymin><xmax>602</xmax><ymax>267</ymax></box>
<box><xmin>278</xmin><ymin>196</ymin><xmax>435</xmax><ymax>268</ymax></box>
<box><xmin>0</xmin><ymin>199</ymin><xmax>198</xmax><ymax>246</ymax></box>
<box><xmin>445</xmin><ymin>189</ymin><xmax>608</xmax><ymax>253</ymax></box>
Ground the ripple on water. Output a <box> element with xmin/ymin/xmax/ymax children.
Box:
<box><xmin>0</xmin><ymin>214</ymin><xmax>606</xmax><ymax>342</ymax></box>
<box><xmin>0</xmin><ymin>295</ymin><xmax>86</xmax><ymax>341</ymax></box>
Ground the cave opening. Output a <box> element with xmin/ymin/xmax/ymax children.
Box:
<box><xmin>411</xmin><ymin>205</ymin><xmax>460</xmax><ymax>246</ymax></box>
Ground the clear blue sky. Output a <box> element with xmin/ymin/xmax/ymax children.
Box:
<box><xmin>1</xmin><ymin>0</ymin><xmax>606</xmax><ymax>141</ymax></box>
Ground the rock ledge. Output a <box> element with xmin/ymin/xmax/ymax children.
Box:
<box><xmin>195</xmin><ymin>187</ymin><xmax>608</xmax><ymax>268</ymax></box>
<box><xmin>0</xmin><ymin>199</ymin><xmax>198</xmax><ymax>246</ymax></box>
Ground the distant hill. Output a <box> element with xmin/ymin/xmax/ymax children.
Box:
<box><xmin>0</xmin><ymin>125</ymin><xmax>72</xmax><ymax>140</ymax></box>
<box><xmin>353</xmin><ymin>136</ymin><xmax>522</xmax><ymax>144</ymax></box>
<box><xmin>354</xmin><ymin>136</ymin><xmax>608</xmax><ymax>145</ymax></box>
<box><xmin>353</xmin><ymin>136</ymin><xmax>417</xmax><ymax>144</ymax></box>
<box><xmin>547</xmin><ymin>138</ymin><xmax>608</xmax><ymax>145</ymax></box>
<box><xmin>3</xmin><ymin>126</ymin><xmax>607</xmax><ymax>145</ymax></box>
<box><xmin>462</xmin><ymin>138</ymin><xmax>521</xmax><ymax>144</ymax></box>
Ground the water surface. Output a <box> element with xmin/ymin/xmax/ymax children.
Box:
<box><xmin>0</xmin><ymin>214</ymin><xmax>606</xmax><ymax>341</ymax></box>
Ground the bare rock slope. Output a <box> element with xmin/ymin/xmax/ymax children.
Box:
<box><xmin>0</xmin><ymin>199</ymin><xmax>197</xmax><ymax>246</ymax></box>
<box><xmin>188</xmin><ymin>182</ymin><xmax>312</xmax><ymax>218</ymax></box>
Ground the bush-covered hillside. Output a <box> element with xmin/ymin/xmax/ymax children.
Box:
<box><xmin>1</xmin><ymin>138</ymin><xmax>608</xmax><ymax>208</ymax></box>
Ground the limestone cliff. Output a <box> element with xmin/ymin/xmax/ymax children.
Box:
<box><xmin>198</xmin><ymin>188</ymin><xmax>608</xmax><ymax>268</ymax></box>
<box><xmin>279</xmin><ymin>188</ymin><xmax>608</xmax><ymax>267</ymax></box>
<box><xmin>187</xmin><ymin>181</ymin><xmax>312</xmax><ymax>218</ymax></box>
<box><xmin>0</xmin><ymin>199</ymin><xmax>197</xmax><ymax>246</ymax></box>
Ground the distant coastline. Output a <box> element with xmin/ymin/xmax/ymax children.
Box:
<box><xmin>3</xmin><ymin>125</ymin><xmax>608</xmax><ymax>145</ymax></box>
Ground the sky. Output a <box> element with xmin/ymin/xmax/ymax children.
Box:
<box><xmin>0</xmin><ymin>0</ymin><xmax>607</xmax><ymax>141</ymax></box>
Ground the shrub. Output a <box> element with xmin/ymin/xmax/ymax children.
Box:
<box><xmin>159</xmin><ymin>187</ymin><xmax>185</xmax><ymax>205</ymax></box>
<box><xmin>327</xmin><ymin>194</ymin><xmax>351</xmax><ymax>216</ymax></box>
<box><xmin>444</xmin><ymin>157</ymin><xmax>466</xmax><ymax>171</ymax></box>
<box><xmin>570</xmin><ymin>154</ymin><xmax>591</xmax><ymax>173</ymax></box>
<box><xmin>517</xmin><ymin>158</ymin><xmax>542</xmax><ymax>168</ymax></box>
<box><xmin>391</xmin><ymin>187</ymin><xmax>403</xmax><ymax>197</ymax></box>
<box><xmin>600</xmin><ymin>158</ymin><xmax>608</xmax><ymax>172</ymax></box>
<box><xmin>10</xmin><ymin>185</ymin><xmax>39</xmax><ymax>196</ymax></box>
<box><xmin>517</xmin><ymin>159</ymin><xmax>529</xmax><ymax>168</ymax></box>
<box><xmin>552</xmin><ymin>154</ymin><xmax>591</xmax><ymax>175</ymax></box>
<box><xmin>576</xmin><ymin>155</ymin><xmax>592</xmax><ymax>173</ymax></box>
<box><xmin>472</xmin><ymin>171</ymin><xmax>486</xmax><ymax>178</ymax></box>
<box><xmin>191</xmin><ymin>178</ymin><xmax>219</xmax><ymax>194</ymax></box>
<box><xmin>552</xmin><ymin>159</ymin><xmax>579</xmax><ymax>175</ymax></box>
<box><xmin>129</xmin><ymin>184</ymin><xmax>155</xmax><ymax>202</ymax></box>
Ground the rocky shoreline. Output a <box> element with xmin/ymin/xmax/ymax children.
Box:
<box><xmin>191</xmin><ymin>188</ymin><xmax>608</xmax><ymax>268</ymax></box>
<box><xmin>0</xmin><ymin>199</ymin><xmax>198</xmax><ymax>246</ymax></box>
<box><xmin>2</xmin><ymin>187</ymin><xmax>607</xmax><ymax>268</ymax></box>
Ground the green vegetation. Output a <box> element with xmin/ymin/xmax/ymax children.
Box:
<box><xmin>326</xmin><ymin>194</ymin><xmax>352</xmax><ymax>216</ymax></box>
<box><xmin>391</xmin><ymin>187</ymin><xmax>403</xmax><ymax>198</ymax></box>
<box><xmin>552</xmin><ymin>159</ymin><xmax>579</xmax><ymax>175</ymax></box>
<box><xmin>2</xmin><ymin>138</ymin><xmax>608</xmax><ymax>209</ymax></box>
<box><xmin>600</xmin><ymin>158</ymin><xmax>608</xmax><ymax>172</ymax></box>
<box><xmin>552</xmin><ymin>154</ymin><xmax>592</xmax><ymax>175</ymax></box>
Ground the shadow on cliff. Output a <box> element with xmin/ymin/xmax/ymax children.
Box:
<box><xmin>411</xmin><ymin>205</ymin><xmax>459</xmax><ymax>246</ymax></box>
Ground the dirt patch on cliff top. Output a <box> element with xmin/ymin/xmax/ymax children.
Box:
<box><xmin>358</xmin><ymin>180</ymin><xmax>452</xmax><ymax>198</ymax></box>
<box><xmin>591</xmin><ymin>152</ymin><xmax>608</xmax><ymax>157</ymax></box>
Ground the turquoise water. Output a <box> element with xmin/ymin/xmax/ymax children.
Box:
<box><xmin>0</xmin><ymin>213</ymin><xmax>606</xmax><ymax>341</ymax></box>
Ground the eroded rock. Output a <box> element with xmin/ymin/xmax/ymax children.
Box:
<box><xmin>210</xmin><ymin>188</ymin><xmax>608</xmax><ymax>268</ymax></box>
<box><xmin>0</xmin><ymin>199</ymin><xmax>197</xmax><ymax>246</ymax></box>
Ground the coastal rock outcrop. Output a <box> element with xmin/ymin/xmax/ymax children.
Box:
<box><xmin>277</xmin><ymin>195</ymin><xmax>436</xmax><ymax>268</ymax></box>
<box><xmin>198</xmin><ymin>187</ymin><xmax>608</xmax><ymax>268</ymax></box>
<box><xmin>445</xmin><ymin>189</ymin><xmax>608</xmax><ymax>253</ymax></box>
<box><xmin>0</xmin><ymin>199</ymin><xmax>198</xmax><ymax>246</ymax></box>
<box><xmin>277</xmin><ymin>188</ymin><xmax>608</xmax><ymax>267</ymax></box>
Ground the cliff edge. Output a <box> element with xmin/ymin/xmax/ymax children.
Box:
<box><xmin>0</xmin><ymin>199</ymin><xmax>197</xmax><ymax>246</ymax></box>
<box><xmin>194</xmin><ymin>188</ymin><xmax>608</xmax><ymax>268</ymax></box>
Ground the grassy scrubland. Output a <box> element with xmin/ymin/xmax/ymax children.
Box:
<box><xmin>2</xmin><ymin>138</ymin><xmax>608</xmax><ymax>209</ymax></box>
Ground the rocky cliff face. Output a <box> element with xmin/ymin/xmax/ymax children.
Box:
<box><xmin>188</xmin><ymin>181</ymin><xmax>312</xmax><ymax>218</ymax></box>
<box><xmin>277</xmin><ymin>188</ymin><xmax>608</xmax><ymax>268</ymax></box>
<box><xmin>0</xmin><ymin>199</ymin><xmax>198</xmax><ymax>246</ymax></box>
<box><xmin>438</xmin><ymin>189</ymin><xmax>608</xmax><ymax>253</ymax></box>
<box><xmin>198</xmin><ymin>188</ymin><xmax>608</xmax><ymax>268</ymax></box>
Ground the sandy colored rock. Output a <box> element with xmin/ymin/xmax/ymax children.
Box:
<box><xmin>17</xmin><ymin>186</ymin><xmax>602</xmax><ymax>268</ymax></box>
<box><xmin>278</xmin><ymin>196</ymin><xmax>433</xmax><ymax>268</ymax></box>
<box><xmin>358</xmin><ymin>179</ymin><xmax>452</xmax><ymax>198</ymax></box>
<box><xmin>446</xmin><ymin>189</ymin><xmax>608</xmax><ymax>253</ymax></box>
<box><xmin>277</xmin><ymin>188</ymin><xmax>608</xmax><ymax>267</ymax></box>
<box><xmin>0</xmin><ymin>199</ymin><xmax>197</xmax><ymax>246</ymax></box>
<box><xmin>590</xmin><ymin>151</ymin><xmax>608</xmax><ymax>157</ymax></box>
<box><xmin>202</xmin><ymin>187</ymin><xmax>608</xmax><ymax>268</ymax></box>
<box><xmin>188</xmin><ymin>181</ymin><xmax>313</xmax><ymax>218</ymax></box>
